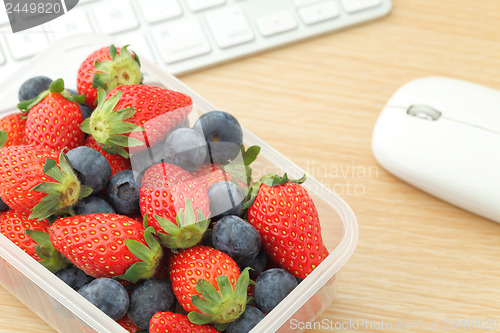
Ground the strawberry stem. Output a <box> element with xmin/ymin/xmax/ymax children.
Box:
<box><xmin>92</xmin><ymin>44</ymin><xmax>143</xmax><ymax>94</ymax></box>
<box><xmin>154</xmin><ymin>200</ymin><xmax>210</xmax><ymax>250</ymax></box>
<box><xmin>29</xmin><ymin>151</ymin><xmax>92</xmax><ymax>220</ymax></box>
<box><xmin>80</xmin><ymin>88</ymin><xmax>144</xmax><ymax>158</ymax></box>
<box><xmin>115</xmin><ymin>226</ymin><xmax>162</xmax><ymax>283</ymax></box>
<box><xmin>17</xmin><ymin>78</ymin><xmax>85</xmax><ymax>112</ymax></box>
<box><xmin>242</xmin><ymin>173</ymin><xmax>306</xmax><ymax>210</ymax></box>
<box><xmin>24</xmin><ymin>229</ymin><xmax>71</xmax><ymax>273</ymax></box>
<box><xmin>188</xmin><ymin>267</ymin><xmax>251</xmax><ymax>328</ymax></box>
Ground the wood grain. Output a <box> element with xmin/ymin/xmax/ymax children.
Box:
<box><xmin>2</xmin><ymin>0</ymin><xmax>500</xmax><ymax>332</ymax></box>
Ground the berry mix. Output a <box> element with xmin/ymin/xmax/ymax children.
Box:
<box><xmin>0</xmin><ymin>45</ymin><xmax>330</xmax><ymax>333</ymax></box>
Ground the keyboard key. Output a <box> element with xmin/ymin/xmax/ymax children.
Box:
<box><xmin>46</xmin><ymin>12</ymin><xmax>94</xmax><ymax>40</ymax></box>
<box><xmin>138</xmin><ymin>0</ymin><xmax>183</xmax><ymax>24</ymax></box>
<box><xmin>4</xmin><ymin>32</ymin><xmax>49</xmax><ymax>60</ymax></box>
<box><xmin>205</xmin><ymin>6</ymin><xmax>254</xmax><ymax>48</ymax></box>
<box><xmin>185</xmin><ymin>0</ymin><xmax>225</xmax><ymax>12</ymax></box>
<box><xmin>256</xmin><ymin>11</ymin><xmax>297</xmax><ymax>37</ymax></box>
<box><xmin>339</xmin><ymin>0</ymin><xmax>382</xmax><ymax>13</ymax></box>
<box><xmin>292</xmin><ymin>0</ymin><xmax>319</xmax><ymax>6</ymax></box>
<box><xmin>152</xmin><ymin>19</ymin><xmax>211</xmax><ymax>64</ymax></box>
<box><xmin>92</xmin><ymin>1</ymin><xmax>139</xmax><ymax>34</ymax></box>
<box><xmin>298</xmin><ymin>1</ymin><xmax>340</xmax><ymax>25</ymax></box>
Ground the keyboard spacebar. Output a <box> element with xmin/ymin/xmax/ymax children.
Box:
<box><xmin>152</xmin><ymin>19</ymin><xmax>211</xmax><ymax>64</ymax></box>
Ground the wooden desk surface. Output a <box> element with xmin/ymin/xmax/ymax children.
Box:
<box><xmin>2</xmin><ymin>0</ymin><xmax>500</xmax><ymax>332</ymax></box>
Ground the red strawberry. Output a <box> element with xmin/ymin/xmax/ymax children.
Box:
<box><xmin>0</xmin><ymin>145</ymin><xmax>91</xmax><ymax>219</ymax></box>
<box><xmin>77</xmin><ymin>45</ymin><xmax>143</xmax><ymax>107</ymax></box>
<box><xmin>149</xmin><ymin>312</ymin><xmax>218</xmax><ymax>333</ymax></box>
<box><xmin>245</xmin><ymin>174</ymin><xmax>329</xmax><ymax>279</ymax></box>
<box><xmin>116</xmin><ymin>316</ymin><xmax>141</xmax><ymax>333</ymax></box>
<box><xmin>140</xmin><ymin>163</ymin><xmax>210</xmax><ymax>250</ymax></box>
<box><xmin>169</xmin><ymin>245</ymin><xmax>251</xmax><ymax>326</ymax></box>
<box><xmin>191</xmin><ymin>164</ymin><xmax>228</xmax><ymax>190</ymax></box>
<box><xmin>45</xmin><ymin>213</ymin><xmax>162</xmax><ymax>282</ymax></box>
<box><xmin>0</xmin><ymin>113</ymin><xmax>26</xmax><ymax>147</ymax></box>
<box><xmin>85</xmin><ymin>135</ymin><xmax>131</xmax><ymax>176</ymax></box>
<box><xmin>80</xmin><ymin>85</ymin><xmax>192</xmax><ymax>157</ymax></box>
<box><xmin>0</xmin><ymin>210</ymin><xmax>48</xmax><ymax>261</ymax></box>
<box><xmin>19</xmin><ymin>79</ymin><xmax>85</xmax><ymax>152</ymax></box>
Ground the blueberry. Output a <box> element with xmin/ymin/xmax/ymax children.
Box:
<box><xmin>78</xmin><ymin>278</ymin><xmax>129</xmax><ymax>320</ymax></box>
<box><xmin>67</xmin><ymin>146</ymin><xmax>112</xmax><ymax>194</ymax></box>
<box><xmin>238</xmin><ymin>250</ymin><xmax>267</xmax><ymax>280</ymax></box>
<box><xmin>212</xmin><ymin>215</ymin><xmax>261</xmax><ymax>263</ymax></box>
<box><xmin>74</xmin><ymin>196</ymin><xmax>116</xmax><ymax>215</ymax></box>
<box><xmin>207</xmin><ymin>181</ymin><xmax>244</xmax><ymax>220</ymax></box>
<box><xmin>127</xmin><ymin>279</ymin><xmax>176</xmax><ymax>329</ymax></box>
<box><xmin>78</xmin><ymin>103</ymin><xmax>94</xmax><ymax>120</ymax></box>
<box><xmin>253</xmin><ymin>268</ymin><xmax>298</xmax><ymax>314</ymax></box>
<box><xmin>55</xmin><ymin>266</ymin><xmax>95</xmax><ymax>290</ymax></box>
<box><xmin>18</xmin><ymin>76</ymin><xmax>52</xmax><ymax>102</ymax></box>
<box><xmin>106</xmin><ymin>170</ymin><xmax>140</xmax><ymax>215</ymax></box>
<box><xmin>226</xmin><ymin>306</ymin><xmax>265</xmax><ymax>333</ymax></box>
<box><xmin>0</xmin><ymin>197</ymin><xmax>9</xmax><ymax>212</ymax></box>
<box><xmin>163</xmin><ymin>128</ymin><xmax>207</xmax><ymax>171</ymax></box>
<box><xmin>193</xmin><ymin>111</ymin><xmax>243</xmax><ymax>165</ymax></box>
<box><xmin>129</xmin><ymin>141</ymin><xmax>167</xmax><ymax>176</ymax></box>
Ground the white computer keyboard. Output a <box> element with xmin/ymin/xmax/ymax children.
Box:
<box><xmin>0</xmin><ymin>0</ymin><xmax>391</xmax><ymax>78</ymax></box>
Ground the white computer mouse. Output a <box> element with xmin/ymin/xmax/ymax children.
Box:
<box><xmin>372</xmin><ymin>77</ymin><xmax>500</xmax><ymax>223</ymax></box>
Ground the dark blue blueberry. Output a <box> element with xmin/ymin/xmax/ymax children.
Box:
<box><xmin>193</xmin><ymin>110</ymin><xmax>243</xmax><ymax>165</ymax></box>
<box><xmin>74</xmin><ymin>196</ymin><xmax>116</xmax><ymax>215</ymax></box>
<box><xmin>78</xmin><ymin>103</ymin><xmax>94</xmax><ymax>120</ymax></box>
<box><xmin>55</xmin><ymin>266</ymin><xmax>95</xmax><ymax>290</ymax></box>
<box><xmin>238</xmin><ymin>250</ymin><xmax>267</xmax><ymax>280</ymax></box>
<box><xmin>212</xmin><ymin>215</ymin><xmax>261</xmax><ymax>263</ymax></box>
<box><xmin>67</xmin><ymin>146</ymin><xmax>111</xmax><ymax>194</ymax></box>
<box><xmin>130</xmin><ymin>142</ymin><xmax>167</xmax><ymax>176</ymax></box>
<box><xmin>18</xmin><ymin>76</ymin><xmax>52</xmax><ymax>102</ymax></box>
<box><xmin>78</xmin><ymin>278</ymin><xmax>129</xmax><ymax>320</ymax></box>
<box><xmin>207</xmin><ymin>181</ymin><xmax>244</xmax><ymax>220</ymax></box>
<box><xmin>226</xmin><ymin>306</ymin><xmax>265</xmax><ymax>333</ymax></box>
<box><xmin>164</xmin><ymin>128</ymin><xmax>207</xmax><ymax>171</ymax></box>
<box><xmin>106</xmin><ymin>170</ymin><xmax>140</xmax><ymax>215</ymax></box>
<box><xmin>253</xmin><ymin>268</ymin><xmax>298</xmax><ymax>314</ymax></box>
<box><xmin>0</xmin><ymin>197</ymin><xmax>9</xmax><ymax>212</ymax></box>
<box><xmin>127</xmin><ymin>279</ymin><xmax>176</xmax><ymax>329</ymax></box>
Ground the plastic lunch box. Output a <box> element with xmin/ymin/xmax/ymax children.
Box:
<box><xmin>0</xmin><ymin>34</ymin><xmax>358</xmax><ymax>333</ymax></box>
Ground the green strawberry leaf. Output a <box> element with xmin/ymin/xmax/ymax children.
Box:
<box><xmin>0</xmin><ymin>130</ymin><xmax>8</xmax><ymax>148</ymax></box>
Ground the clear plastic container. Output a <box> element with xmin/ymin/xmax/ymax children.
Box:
<box><xmin>0</xmin><ymin>35</ymin><xmax>358</xmax><ymax>333</ymax></box>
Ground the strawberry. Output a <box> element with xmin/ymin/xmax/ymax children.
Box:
<box><xmin>0</xmin><ymin>113</ymin><xmax>26</xmax><ymax>147</ymax></box>
<box><xmin>18</xmin><ymin>79</ymin><xmax>86</xmax><ymax>152</ymax></box>
<box><xmin>0</xmin><ymin>145</ymin><xmax>91</xmax><ymax>219</ymax></box>
<box><xmin>0</xmin><ymin>210</ymin><xmax>48</xmax><ymax>261</ymax></box>
<box><xmin>169</xmin><ymin>245</ymin><xmax>251</xmax><ymax>328</ymax></box>
<box><xmin>29</xmin><ymin>213</ymin><xmax>162</xmax><ymax>282</ymax></box>
<box><xmin>80</xmin><ymin>85</ymin><xmax>192</xmax><ymax>157</ymax></box>
<box><xmin>244</xmin><ymin>174</ymin><xmax>329</xmax><ymax>279</ymax></box>
<box><xmin>149</xmin><ymin>312</ymin><xmax>219</xmax><ymax>333</ymax></box>
<box><xmin>140</xmin><ymin>163</ymin><xmax>210</xmax><ymax>250</ymax></box>
<box><xmin>77</xmin><ymin>45</ymin><xmax>143</xmax><ymax>107</ymax></box>
<box><xmin>116</xmin><ymin>316</ymin><xmax>141</xmax><ymax>333</ymax></box>
<box><xmin>0</xmin><ymin>209</ymin><xmax>71</xmax><ymax>273</ymax></box>
<box><xmin>85</xmin><ymin>135</ymin><xmax>131</xmax><ymax>176</ymax></box>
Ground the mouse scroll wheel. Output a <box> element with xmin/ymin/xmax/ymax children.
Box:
<box><xmin>407</xmin><ymin>105</ymin><xmax>442</xmax><ymax>120</ymax></box>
